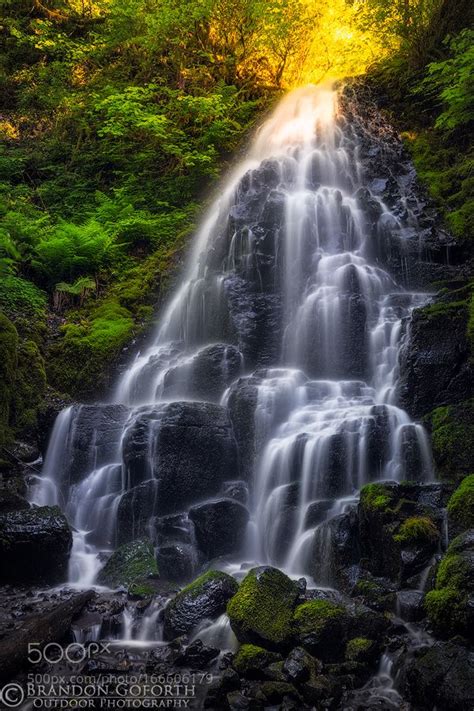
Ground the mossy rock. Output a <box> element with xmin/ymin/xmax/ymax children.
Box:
<box><xmin>227</xmin><ymin>566</ymin><xmax>299</xmax><ymax>651</ymax></box>
<box><xmin>447</xmin><ymin>474</ymin><xmax>474</xmax><ymax>537</ymax></box>
<box><xmin>352</xmin><ymin>578</ymin><xmax>396</xmax><ymax>612</ymax></box>
<box><xmin>345</xmin><ymin>637</ymin><xmax>377</xmax><ymax>664</ymax></box>
<box><xmin>293</xmin><ymin>599</ymin><xmax>347</xmax><ymax>661</ymax></box>
<box><xmin>97</xmin><ymin>539</ymin><xmax>158</xmax><ymax>592</ymax></box>
<box><xmin>393</xmin><ymin>516</ymin><xmax>440</xmax><ymax>546</ymax></box>
<box><xmin>424</xmin><ymin>529</ymin><xmax>474</xmax><ymax>640</ymax></box>
<box><xmin>258</xmin><ymin>681</ymin><xmax>302</xmax><ymax>704</ymax></box>
<box><xmin>164</xmin><ymin>570</ymin><xmax>238</xmax><ymax>640</ymax></box>
<box><xmin>427</xmin><ymin>401</ymin><xmax>474</xmax><ymax>482</ymax></box>
<box><xmin>360</xmin><ymin>483</ymin><xmax>395</xmax><ymax>512</ymax></box>
<box><xmin>233</xmin><ymin>644</ymin><xmax>282</xmax><ymax>678</ymax></box>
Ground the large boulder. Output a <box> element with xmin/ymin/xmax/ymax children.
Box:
<box><xmin>227</xmin><ymin>567</ymin><xmax>299</xmax><ymax>651</ymax></box>
<box><xmin>97</xmin><ymin>539</ymin><xmax>159</xmax><ymax>595</ymax></box>
<box><xmin>153</xmin><ymin>513</ymin><xmax>198</xmax><ymax>583</ymax></box>
<box><xmin>293</xmin><ymin>599</ymin><xmax>348</xmax><ymax>662</ymax></box>
<box><xmin>0</xmin><ymin>505</ymin><xmax>72</xmax><ymax>584</ymax></box>
<box><xmin>163</xmin><ymin>570</ymin><xmax>238</xmax><ymax>640</ymax></box>
<box><xmin>189</xmin><ymin>498</ymin><xmax>249</xmax><ymax>559</ymax></box>
<box><xmin>397</xmin><ymin>641</ymin><xmax>474</xmax><ymax>711</ymax></box>
<box><xmin>122</xmin><ymin>402</ymin><xmax>239</xmax><ymax>516</ymax></box>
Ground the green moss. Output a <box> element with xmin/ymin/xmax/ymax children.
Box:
<box><xmin>97</xmin><ymin>539</ymin><xmax>158</xmax><ymax>590</ymax></box>
<box><xmin>293</xmin><ymin>599</ymin><xmax>346</xmax><ymax>636</ymax></box>
<box><xmin>393</xmin><ymin>516</ymin><xmax>439</xmax><ymax>546</ymax></box>
<box><xmin>345</xmin><ymin>637</ymin><xmax>375</xmax><ymax>663</ymax></box>
<box><xmin>233</xmin><ymin>644</ymin><xmax>281</xmax><ymax>676</ymax></box>
<box><xmin>0</xmin><ymin>313</ymin><xmax>18</xmax><ymax>445</ymax></box>
<box><xmin>447</xmin><ymin>474</ymin><xmax>474</xmax><ymax>532</ymax></box>
<box><xmin>427</xmin><ymin>401</ymin><xmax>474</xmax><ymax>481</ymax></box>
<box><xmin>227</xmin><ymin>567</ymin><xmax>299</xmax><ymax>650</ymax></box>
<box><xmin>180</xmin><ymin>570</ymin><xmax>238</xmax><ymax>600</ymax></box>
<box><xmin>424</xmin><ymin>533</ymin><xmax>473</xmax><ymax>639</ymax></box>
<box><xmin>12</xmin><ymin>339</ymin><xmax>47</xmax><ymax>434</ymax></box>
<box><xmin>360</xmin><ymin>483</ymin><xmax>395</xmax><ymax>512</ymax></box>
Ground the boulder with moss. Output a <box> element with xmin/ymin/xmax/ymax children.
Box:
<box><xmin>359</xmin><ymin>482</ymin><xmax>441</xmax><ymax>582</ymax></box>
<box><xmin>293</xmin><ymin>599</ymin><xmax>348</xmax><ymax>662</ymax></box>
<box><xmin>447</xmin><ymin>474</ymin><xmax>474</xmax><ymax>538</ymax></box>
<box><xmin>164</xmin><ymin>570</ymin><xmax>238</xmax><ymax>640</ymax></box>
<box><xmin>424</xmin><ymin>530</ymin><xmax>474</xmax><ymax>640</ymax></box>
<box><xmin>227</xmin><ymin>566</ymin><xmax>299</xmax><ymax>651</ymax></box>
<box><xmin>97</xmin><ymin>539</ymin><xmax>159</xmax><ymax>595</ymax></box>
<box><xmin>427</xmin><ymin>401</ymin><xmax>474</xmax><ymax>482</ymax></box>
<box><xmin>0</xmin><ymin>505</ymin><xmax>72</xmax><ymax>583</ymax></box>
<box><xmin>233</xmin><ymin>644</ymin><xmax>282</xmax><ymax>678</ymax></box>
<box><xmin>345</xmin><ymin>637</ymin><xmax>378</xmax><ymax>665</ymax></box>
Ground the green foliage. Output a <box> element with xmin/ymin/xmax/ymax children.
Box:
<box><xmin>447</xmin><ymin>475</ymin><xmax>474</xmax><ymax>533</ymax></box>
<box><xmin>419</xmin><ymin>30</ymin><xmax>474</xmax><ymax>132</ymax></box>
<box><xmin>0</xmin><ymin>313</ymin><xmax>19</xmax><ymax>445</ymax></box>
<box><xmin>394</xmin><ymin>516</ymin><xmax>439</xmax><ymax>546</ymax></box>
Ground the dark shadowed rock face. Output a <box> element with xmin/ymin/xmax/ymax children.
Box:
<box><xmin>64</xmin><ymin>404</ymin><xmax>130</xmax><ymax>485</ymax></box>
<box><xmin>0</xmin><ymin>505</ymin><xmax>72</xmax><ymax>584</ymax></box>
<box><xmin>189</xmin><ymin>498</ymin><xmax>249</xmax><ymax>559</ymax></box>
<box><xmin>117</xmin><ymin>401</ymin><xmax>240</xmax><ymax>543</ymax></box>
<box><xmin>162</xmin><ymin>343</ymin><xmax>243</xmax><ymax>402</ymax></box>
<box><xmin>397</xmin><ymin>641</ymin><xmax>474</xmax><ymax>711</ymax></box>
<box><xmin>398</xmin><ymin>303</ymin><xmax>473</xmax><ymax>419</ymax></box>
<box><xmin>163</xmin><ymin>570</ymin><xmax>238</xmax><ymax>640</ymax></box>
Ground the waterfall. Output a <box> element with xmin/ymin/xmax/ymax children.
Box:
<box><xmin>33</xmin><ymin>84</ymin><xmax>434</xmax><ymax>597</ymax></box>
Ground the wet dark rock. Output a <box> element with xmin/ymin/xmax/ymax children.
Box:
<box><xmin>0</xmin><ymin>591</ymin><xmax>93</xmax><ymax>682</ymax></box>
<box><xmin>189</xmin><ymin>498</ymin><xmax>249</xmax><ymax>560</ymax></box>
<box><xmin>175</xmin><ymin>639</ymin><xmax>220</xmax><ymax>668</ymax></box>
<box><xmin>65</xmin><ymin>404</ymin><xmax>130</xmax><ymax>485</ymax></box>
<box><xmin>226</xmin><ymin>377</ymin><xmax>259</xmax><ymax>481</ymax></box>
<box><xmin>396</xmin><ymin>590</ymin><xmax>425</xmax><ymax>622</ymax></box>
<box><xmin>0</xmin><ymin>505</ymin><xmax>72</xmax><ymax>584</ymax></box>
<box><xmin>162</xmin><ymin>343</ymin><xmax>242</xmax><ymax>402</ymax></box>
<box><xmin>398</xmin><ymin>303</ymin><xmax>473</xmax><ymax>419</ymax></box>
<box><xmin>163</xmin><ymin>570</ymin><xmax>238</xmax><ymax>640</ymax></box>
<box><xmin>221</xmin><ymin>480</ymin><xmax>249</xmax><ymax>505</ymax></box>
<box><xmin>156</xmin><ymin>543</ymin><xmax>197</xmax><ymax>584</ymax></box>
<box><xmin>310</xmin><ymin>508</ymin><xmax>360</xmax><ymax>591</ymax></box>
<box><xmin>397</xmin><ymin>641</ymin><xmax>474</xmax><ymax>711</ymax></box>
<box><xmin>0</xmin><ymin>488</ymin><xmax>30</xmax><ymax>514</ymax></box>
<box><xmin>123</xmin><ymin>402</ymin><xmax>239</xmax><ymax>518</ymax></box>
<box><xmin>283</xmin><ymin>646</ymin><xmax>319</xmax><ymax>684</ymax></box>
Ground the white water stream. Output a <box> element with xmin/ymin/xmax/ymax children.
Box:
<box><xmin>31</xmin><ymin>86</ymin><xmax>434</xmax><ymax>659</ymax></box>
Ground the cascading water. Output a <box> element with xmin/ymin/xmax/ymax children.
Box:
<box><xmin>32</xmin><ymin>84</ymin><xmax>435</xmax><ymax>626</ymax></box>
